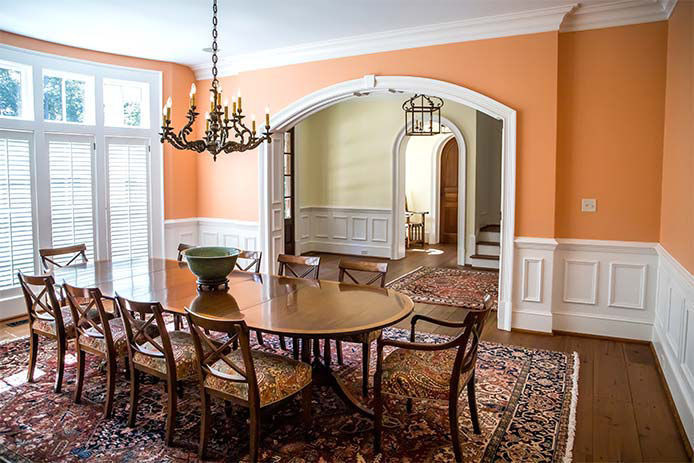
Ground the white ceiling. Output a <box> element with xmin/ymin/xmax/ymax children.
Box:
<box><xmin>1</xmin><ymin>0</ymin><xmax>604</xmax><ymax>66</ymax></box>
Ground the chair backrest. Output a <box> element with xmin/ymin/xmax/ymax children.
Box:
<box><xmin>177</xmin><ymin>243</ymin><xmax>194</xmax><ymax>262</ymax></box>
<box><xmin>116</xmin><ymin>295</ymin><xmax>175</xmax><ymax>374</ymax></box>
<box><xmin>39</xmin><ymin>244</ymin><xmax>88</xmax><ymax>271</ymax></box>
<box><xmin>277</xmin><ymin>254</ymin><xmax>320</xmax><ymax>280</ymax></box>
<box><xmin>17</xmin><ymin>272</ymin><xmax>66</xmax><ymax>334</ymax></box>
<box><xmin>338</xmin><ymin>259</ymin><xmax>388</xmax><ymax>287</ymax></box>
<box><xmin>185</xmin><ymin>309</ymin><xmax>260</xmax><ymax>406</ymax></box>
<box><xmin>63</xmin><ymin>282</ymin><xmax>113</xmax><ymax>349</ymax></box>
<box><xmin>235</xmin><ymin>250</ymin><xmax>262</xmax><ymax>273</ymax></box>
<box><xmin>450</xmin><ymin>293</ymin><xmax>494</xmax><ymax>384</ymax></box>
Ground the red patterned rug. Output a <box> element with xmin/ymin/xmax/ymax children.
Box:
<box><xmin>0</xmin><ymin>329</ymin><xmax>577</xmax><ymax>462</ymax></box>
<box><xmin>386</xmin><ymin>266</ymin><xmax>499</xmax><ymax>309</ymax></box>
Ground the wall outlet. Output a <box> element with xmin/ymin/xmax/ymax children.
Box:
<box><xmin>581</xmin><ymin>198</ymin><xmax>597</xmax><ymax>212</ymax></box>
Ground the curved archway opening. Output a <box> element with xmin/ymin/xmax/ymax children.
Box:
<box><xmin>258</xmin><ymin>75</ymin><xmax>516</xmax><ymax>331</ymax></box>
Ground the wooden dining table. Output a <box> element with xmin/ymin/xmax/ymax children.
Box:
<box><xmin>52</xmin><ymin>257</ymin><xmax>414</xmax><ymax>416</ymax></box>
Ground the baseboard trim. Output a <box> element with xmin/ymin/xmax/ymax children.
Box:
<box><xmin>299</xmin><ymin>241</ymin><xmax>391</xmax><ymax>259</ymax></box>
<box><xmin>552</xmin><ymin>329</ymin><xmax>651</xmax><ymax>345</ymax></box>
<box><xmin>552</xmin><ymin>312</ymin><xmax>652</xmax><ymax>341</ymax></box>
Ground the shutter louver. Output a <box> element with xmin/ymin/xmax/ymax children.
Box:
<box><xmin>107</xmin><ymin>139</ymin><xmax>149</xmax><ymax>261</ymax></box>
<box><xmin>0</xmin><ymin>132</ymin><xmax>35</xmax><ymax>289</ymax></box>
<box><xmin>48</xmin><ymin>136</ymin><xmax>95</xmax><ymax>259</ymax></box>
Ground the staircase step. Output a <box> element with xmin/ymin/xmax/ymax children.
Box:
<box><xmin>476</xmin><ymin>243</ymin><xmax>500</xmax><ymax>256</ymax></box>
<box><xmin>476</xmin><ymin>240</ymin><xmax>500</xmax><ymax>246</ymax></box>
<box><xmin>480</xmin><ymin>224</ymin><xmax>500</xmax><ymax>233</ymax></box>
<box><xmin>479</xmin><ymin>231</ymin><xmax>500</xmax><ymax>242</ymax></box>
<box><xmin>470</xmin><ymin>254</ymin><xmax>499</xmax><ymax>261</ymax></box>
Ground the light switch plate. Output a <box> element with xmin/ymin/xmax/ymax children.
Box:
<box><xmin>581</xmin><ymin>198</ymin><xmax>597</xmax><ymax>212</ymax></box>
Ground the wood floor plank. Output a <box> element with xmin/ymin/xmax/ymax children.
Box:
<box><xmin>564</xmin><ymin>335</ymin><xmax>595</xmax><ymax>463</ymax></box>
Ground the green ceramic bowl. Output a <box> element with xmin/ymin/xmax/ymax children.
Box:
<box><xmin>182</xmin><ymin>246</ymin><xmax>240</xmax><ymax>287</ymax></box>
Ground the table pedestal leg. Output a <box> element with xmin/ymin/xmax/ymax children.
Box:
<box><xmin>310</xmin><ymin>356</ymin><xmax>374</xmax><ymax>418</ymax></box>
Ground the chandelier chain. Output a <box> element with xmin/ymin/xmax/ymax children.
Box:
<box><xmin>211</xmin><ymin>0</ymin><xmax>218</xmax><ymax>87</ymax></box>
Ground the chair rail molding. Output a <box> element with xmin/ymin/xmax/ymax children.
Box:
<box><xmin>259</xmin><ymin>75</ymin><xmax>517</xmax><ymax>333</ymax></box>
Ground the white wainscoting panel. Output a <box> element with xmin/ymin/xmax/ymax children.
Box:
<box><xmin>163</xmin><ymin>218</ymin><xmax>260</xmax><ymax>260</ymax></box>
<box><xmin>297</xmin><ymin>206</ymin><xmax>392</xmax><ymax>258</ymax></box>
<box><xmin>653</xmin><ymin>245</ymin><xmax>694</xmax><ymax>447</ymax></box>
<box><xmin>563</xmin><ymin>259</ymin><xmax>599</xmax><ymax>305</ymax></box>
<box><xmin>512</xmin><ymin>238</ymin><xmax>558</xmax><ymax>333</ymax></box>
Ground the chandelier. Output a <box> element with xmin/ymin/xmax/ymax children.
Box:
<box><xmin>403</xmin><ymin>94</ymin><xmax>443</xmax><ymax>136</ymax></box>
<box><xmin>160</xmin><ymin>0</ymin><xmax>271</xmax><ymax>161</ymax></box>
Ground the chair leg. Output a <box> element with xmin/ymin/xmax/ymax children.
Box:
<box><xmin>312</xmin><ymin>338</ymin><xmax>321</xmax><ymax>360</ymax></box>
<box><xmin>54</xmin><ymin>336</ymin><xmax>66</xmax><ymax>393</ymax></box>
<box><xmin>224</xmin><ymin>400</ymin><xmax>233</xmax><ymax>418</ymax></box>
<box><xmin>406</xmin><ymin>398</ymin><xmax>413</xmax><ymax>413</ymax></box>
<box><xmin>279</xmin><ymin>335</ymin><xmax>287</xmax><ymax>351</ymax></box>
<box><xmin>27</xmin><ymin>332</ymin><xmax>39</xmax><ymax>383</ymax></box>
<box><xmin>199</xmin><ymin>391</ymin><xmax>211</xmax><ymax>460</ymax></box>
<box><xmin>256</xmin><ymin>331</ymin><xmax>264</xmax><ymax>346</ymax></box>
<box><xmin>104</xmin><ymin>355</ymin><xmax>117</xmax><ymax>418</ymax></box>
<box><xmin>249</xmin><ymin>404</ymin><xmax>261</xmax><ymax>463</ymax></box>
<box><xmin>336</xmin><ymin>340</ymin><xmax>344</xmax><ymax>365</ymax></box>
<box><xmin>292</xmin><ymin>337</ymin><xmax>300</xmax><ymax>360</ymax></box>
<box><xmin>324</xmin><ymin>339</ymin><xmax>331</xmax><ymax>367</ymax></box>
<box><xmin>128</xmin><ymin>368</ymin><xmax>140</xmax><ymax>427</ymax></box>
<box><xmin>449</xmin><ymin>395</ymin><xmax>462</xmax><ymax>463</ymax></box>
<box><xmin>301</xmin><ymin>383</ymin><xmax>312</xmax><ymax>427</ymax></box>
<box><xmin>73</xmin><ymin>349</ymin><xmax>86</xmax><ymax>404</ymax></box>
<box><xmin>467</xmin><ymin>372</ymin><xmax>481</xmax><ymax>434</ymax></box>
<box><xmin>374</xmin><ymin>367</ymin><xmax>383</xmax><ymax>453</ymax></box>
<box><xmin>165</xmin><ymin>379</ymin><xmax>177</xmax><ymax>446</ymax></box>
<box><xmin>173</xmin><ymin>314</ymin><xmax>182</xmax><ymax>331</ymax></box>
<box><xmin>361</xmin><ymin>343</ymin><xmax>370</xmax><ymax>397</ymax></box>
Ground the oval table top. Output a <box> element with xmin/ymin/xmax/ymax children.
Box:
<box><xmin>52</xmin><ymin>257</ymin><xmax>414</xmax><ymax>338</ymax></box>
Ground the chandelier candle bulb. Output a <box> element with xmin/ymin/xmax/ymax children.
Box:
<box><xmin>265</xmin><ymin>106</ymin><xmax>270</xmax><ymax>126</ymax></box>
<box><xmin>190</xmin><ymin>83</ymin><xmax>196</xmax><ymax>107</ymax></box>
<box><xmin>205</xmin><ymin>112</ymin><xmax>210</xmax><ymax>132</ymax></box>
<box><xmin>251</xmin><ymin>114</ymin><xmax>256</xmax><ymax>133</ymax></box>
<box><xmin>232</xmin><ymin>101</ymin><xmax>236</xmax><ymax>115</ymax></box>
<box><xmin>237</xmin><ymin>90</ymin><xmax>242</xmax><ymax>112</ymax></box>
<box><xmin>165</xmin><ymin>97</ymin><xmax>172</xmax><ymax>121</ymax></box>
<box><xmin>223</xmin><ymin>98</ymin><xmax>229</xmax><ymax>120</ymax></box>
<box><xmin>210</xmin><ymin>94</ymin><xmax>215</xmax><ymax>112</ymax></box>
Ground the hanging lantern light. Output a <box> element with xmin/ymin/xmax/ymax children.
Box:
<box><xmin>402</xmin><ymin>94</ymin><xmax>443</xmax><ymax>136</ymax></box>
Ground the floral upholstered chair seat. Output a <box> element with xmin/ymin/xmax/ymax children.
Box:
<box><xmin>380</xmin><ymin>348</ymin><xmax>472</xmax><ymax>400</ymax></box>
<box><xmin>338</xmin><ymin>329</ymin><xmax>380</xmax><ymax>344</ymax></box>
<box><xmin>204</xmin><ymin>350</ymin><xmax>311</xmax><ymax>406</ymax></box>
<box><xmin>79</xmin><ymin>318</ymin><xmax>157</xmax><ymax>356</ymax></box>
<box><xmin>32</xmin><ymin>306</ymin><xmax>76</xmax><ymax>337</ymax></box>
<box><xmin>133</xmin><ymin>330</ymin><xmax>198</xmax><ymax>379</ymax></box>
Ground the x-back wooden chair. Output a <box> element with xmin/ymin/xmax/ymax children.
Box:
<box><xmin>18</xmin><ymin>272</ymin><xmax>74</xmax><ymax>393</ymax></box>
<box><xmin>374</xmin><ymin>294</ymin><xmax>494</xmax><ymax>462</ymax></box>
<box><xmin>176</xmin><ymin>243</ymin><xmax>193</xmax><ymax>262</ymax></box>
<box><xmin>235</xmin><ymin>250</ymin><xmax>262</xmax><ymax>273</ymax></box>
<box><xmin>39</xmin><ymin>244</ymin><xmax>88</xmax><ymax>271</ymax></box>
<box><xmin>116</xmin><ymin>295</ymin><xmax>197</xmax><ymax>446</ymax></box>
<box><xmin>277</xmin><ymin>254</ymin><xmax>321</xmax><ymax>358</ymax></box>
<box><xmin>185</xmin><ymin>309</ymin><xmax>312</xmax><ymax>462</ymax></box>
<box><xmin>335</xmin><ymin>259</ymin><xmax>389</xmax><ymax>396</ymax></box>
<box><xmin>64</xmin><ymin>282</ymin><xmax>139</xmax><ymax>418</ymax></box>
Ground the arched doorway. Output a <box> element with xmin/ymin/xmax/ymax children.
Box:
<box><xmin>258</xmin><ymin>75</ymin><xmax>517</xmax><ymax>332</ymax></box>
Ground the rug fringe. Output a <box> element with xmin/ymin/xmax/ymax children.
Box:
<box><xmin>384</xmin><ymin>265</ymin><xmax>423</xmax><ymax>287</ymax></box>
<box><xmin>563</xmin><ymin>351</ymin><xmax>580</xmax><ymax>463</ymax></box>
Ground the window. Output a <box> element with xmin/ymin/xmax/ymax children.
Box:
<box><xmin>103</xmin><ymin>78</ymin><xmax>149</xmax><ymax>128</ymax></box>
<box><xmin>107</xmin><ymin>138</ymin><xmax>150</xmax><ymax>260</ymax></box>
<box><xmin>47</xmin><ymin>135</ymin><xmax>95</xmax><ymax>259</ymax></box>
<box><xmin>0</xmin><ymin>60</ymin><xmax>33</xmax><ymax>120</ymax></box>
<box><xmin>0</xmin><ymin>131</ymin><xmax>34</xmax><ymax>290</ymax></box>
<box><xmin>42</xmin><ymin>69</ymin><xmax>94</xmax><ymax>124</ymax></box>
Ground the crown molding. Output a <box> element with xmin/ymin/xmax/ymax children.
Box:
<box><xmin>192</xmin><ymin>3</ymin><xmax>577</xmax><ymax>80</ymax></box>
<box><xmin>560</xmin><ymin>0</ymin><xmax>675</xmax><ymax>32</ymax></box>
<box><xmin>192</xmin><ymin>0</ymin><xmax>677</xmax><ymax>80</ymax></box>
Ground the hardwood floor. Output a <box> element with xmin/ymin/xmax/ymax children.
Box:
<box><xmin>1</xmin><ymin>243</ymin><xmax>690</xmax><ymax>461</ymax></box>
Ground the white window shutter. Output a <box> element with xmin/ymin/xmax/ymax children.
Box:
<box><xmin>0</xmin><ymin>131</ymin><xmax>35</xmax><ymax>290</ymax></box>
<box><xmin>47</xmin><ymin>135</ymin><xmax>95</xmax><ymax>259</ymax></box>
<box><xmin>107</xmin><ymin>138</ymin><xmax>150</xmax><ymax>261</ymax></box>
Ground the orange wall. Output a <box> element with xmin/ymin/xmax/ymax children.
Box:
<box><xmin>195</xmin><ymin>32</ymin><xmax>560</xmax><ymax>236</ymax></box>
<box><xmin>555</xmin><ymin>22</ymin><xmax>668</xmax><ymax>241</ymax></box>
<box><xmin>0</xmin><ymin>31</ymin><xmax>198</xmax><ymax>220</ymax></box>
<box><xmin>660</xmin><ymin>1</ymin><xmax>693</xmax><ymax>274</ymax></box>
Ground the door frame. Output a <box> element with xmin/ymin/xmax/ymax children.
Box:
<box><xmin>258</xmin><ymin>75</ymin><xmax>517</xmax><ymax>332</ymax></box>
<box><xmin>394</xmin><ymin>119</ymin><xmax>465</xmax><ymax>265</ymax></box>
<box><xmin>433</xmin><ymin>133</ymin><xmax>458</xmax><ymax>244</ymax></box>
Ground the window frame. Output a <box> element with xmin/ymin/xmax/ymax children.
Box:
<box><xmin>103</xmin><ymin>77</ymin><xmax>151</xmax><ymax>129</ymax></box>
<box><xmin>0</xmin><ymin>45</ymin><xmax>164</xmax><ymax>309</ymax></box>
<box><xmin>42</xmin><ymin>68</ymin><xmax>96</xmax><ymax>125</ymax></box>
<box><xmin>0</xmin><ymin>59</ymin><xmax>34</xmax><ymax>121</ymax></box>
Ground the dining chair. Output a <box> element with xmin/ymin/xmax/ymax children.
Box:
<box><xmin>373</xmin><ymin>294</ymin><xmax>494</xmax><ymax>462</ymax></box>
<box><xmin>334</xmin><ymin>259</ymin><xmax>389</xmax><ymax>396</ymax></box>
<box><xmin>185</xmin><ymin>309</ymin><xmax>312</xmax><ymax>462</ymax></box>
<box><xmin>116</xmin><ymin>295</ymin><xmax>198</xmax><ymax>446</ymax></box>
<box><xmin>172</xmin><ymin>243</ymin><xmax>195</xmax><ymax>330</ymax></box>
<box><xmin>17</xmin><ymin>272</ymin><xmax>74</xmax><ymax>393</ymax></box>
<box><xmin>235</xmin><ymin>250</ymin><xmax>262</xmax><ymax>273</ymax></box>
<box><xmin>39</xmin><ymin>244</ymin><xmax>88</xmax><ymax>271</ymax></box>
<box><xmin>277</xmin><ymin>254</ymin><xmax>320</xmax><ymax>358</ymax></box>
<box><xmin>64</xmin><ymin>282</ymin><xmax>157</xmax><ymax>418</ymax></box>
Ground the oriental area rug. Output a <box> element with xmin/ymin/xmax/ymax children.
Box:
<box><xmin>0</xmin><ymin>329</ymin><xmax>577</xmax><ymax>462</ymax></box>
<box><xmin>386</xmin><ymin>266</ymin><xmax>499</xmax><ymax>309</ymax></box>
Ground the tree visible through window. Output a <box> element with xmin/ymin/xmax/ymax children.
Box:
<box><xmin>43</xmin><ymin>71</ymin><xmax>90</xmax><ymax>123</ymax></box>
<box><xmin>0</xmin><ymin>68</ymin><xmax>21</xmax><ymax>117</ymax></box>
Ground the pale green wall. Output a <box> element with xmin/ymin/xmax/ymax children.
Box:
<box><xmin>295</xmin><ymin>94</ymin><xmax>479</xmax><ymax>242</ymax></box>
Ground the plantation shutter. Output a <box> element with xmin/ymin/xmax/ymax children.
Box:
<box><xmin>0</xmin><ymin>131</ymin><xmax>35</xmax><ymax>290</ymax></box>
<box><xmin>47</xmin><ymin>134</ymin><xmax>95</xmax><ymax>259</ymax></box>
<box><xmin>107</xmin><ymin>137</ymin><xmax>150</xmax><ymax>260</ymax></box>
